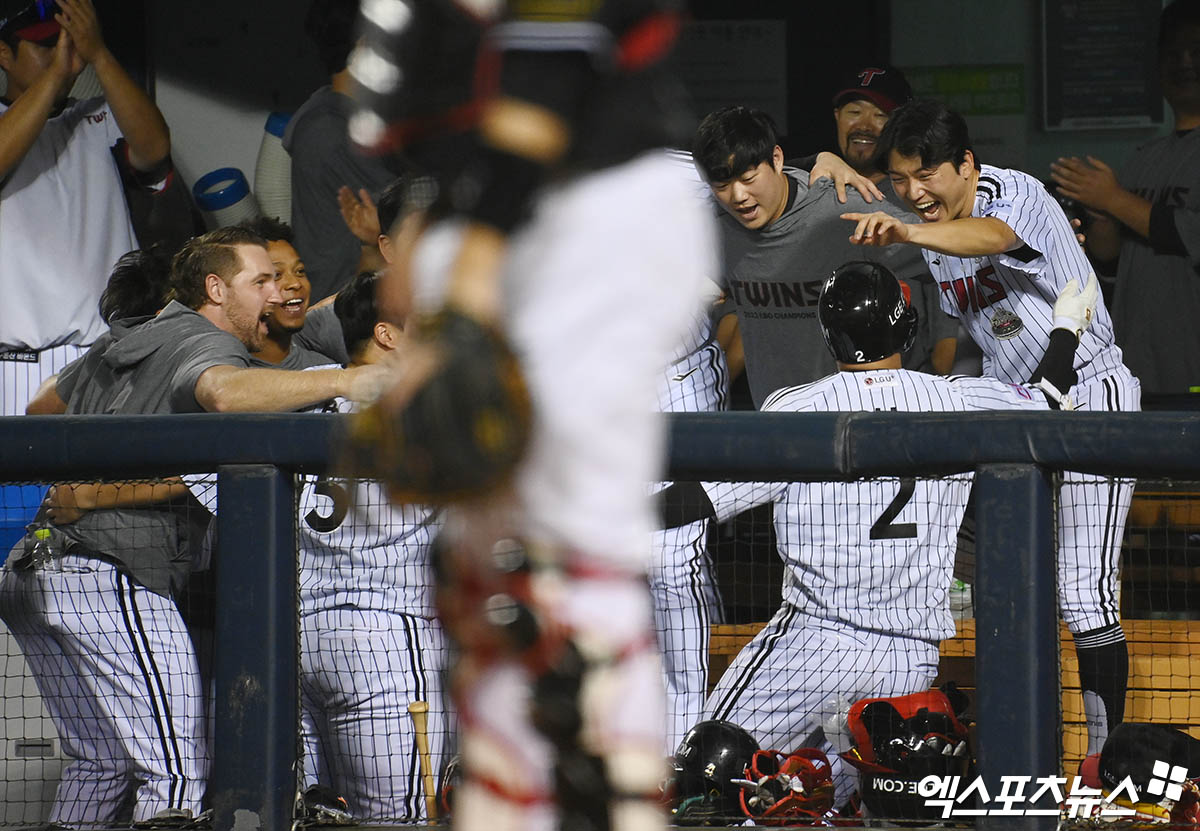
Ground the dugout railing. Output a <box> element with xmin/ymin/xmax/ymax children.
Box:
<box><xmin>2</xmin><ymin>410</ymin><xmax>1199</xmax><ymax>831</ymax></box>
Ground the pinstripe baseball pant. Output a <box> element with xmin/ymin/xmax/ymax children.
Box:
<box><xmin>299</xmin><ymin>608</ymin><xmax>450</xmax><ymax>822</ymax></box>
<box><xmin>648</xmin><ymin>519</ymin><xmax>720</xmax><ymax>753</ymax></box>
<box><xmin>704</xmin><ymin>605</ymin><xmax>939</xmax><ymax>806</ymax></box>
<box><xmin>0</xmin><ymin>556</ymin><xmax>207</xmax><ymax>826</ymax></box>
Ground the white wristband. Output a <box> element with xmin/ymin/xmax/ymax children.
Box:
<box><xmin>1053</xmin><ymin>317</ymin><xmax>1083</xmax><ymax>337</ymax></box>
<box><xmin>1033</xmin><ymin>377</ymin><xmax>1074</xmax><ymax>410</ymax></box>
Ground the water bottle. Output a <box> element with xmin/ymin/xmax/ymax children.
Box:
<box><xmin>819</xmin><ymin>693</ymin><xmax>854</xmax><ymax>753</ymax></box>
<box><xmin>27</xmin><ymin>524</ymin><xmax>61</xmax><ymax>573</ymax></box>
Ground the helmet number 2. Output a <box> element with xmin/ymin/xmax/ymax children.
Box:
<box><xmin>869</xmin><ymin>477</ymin><xmax>919</xmax><ymax>540</ymax></box>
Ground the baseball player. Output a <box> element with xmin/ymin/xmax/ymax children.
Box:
<box><xmin>658</xmin><ymin>261</ymin><xmax>1097</xmax><ymax>806</ymax></box>
<box><xmin>298</xmin><ymin>272</ymin><xmax>448</xmax><ymax>822</ymax></box>
<box><xmin>0</xmin><ymin>0</ymin><xmax>171</xmax><ymax>416</ymax></box>
<box><xmin>183</xmin><ymin>271</ymin><xmax>449</xmax><ymax>822</ymax></box>
<box><xmin>692</xmin><ymin>105</ymin><xmax>945</xmax><ymax>408</ymax></box>
<box><xmin>1050</xmin><ymin>0</ymin><xmax>1200</xmax><ymax>395</ymax></box>
<box><xmin>844</xmin><ymin>99</ymin><xmax>1141</xmax><ymax>754</ymax></box>
<box><xmin>647</xmin><ymin>151</ymin><xmax>729</xmax><ymax>755</ymax></box>
<box><xmin>0</xmin><ymin>228</ymin><xmax>387</xmax><ymax>827</ymax></box>
<box><xmin>343</xmin><ymin>2</ymin><xmax>718</xmax><ymax>829</ymax></box>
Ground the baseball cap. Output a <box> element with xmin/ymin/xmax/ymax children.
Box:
<box><xmin>832</xmin><ymin>65</ymin><xmax>913</xmax><ymax>114</ymax></box>
<box><xmin>0</xmin><ymin>0</ymin><xmax>60</xmax><ymax>45</ymax></box>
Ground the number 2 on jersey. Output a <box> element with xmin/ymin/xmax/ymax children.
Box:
<box><xmin>870</xmin><ymin>477</ymin><xmax>918</xmax><ymax>540</ymax></box>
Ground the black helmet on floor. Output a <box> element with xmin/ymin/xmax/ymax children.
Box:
<box><xmin>670</xmin><ymin>720</ymin><xmax>759</xmax><ymax>824</ymax></box>
<box><xmin>819</xmin><ymin>261</ymin><xmax>918</xmax><ymax>364</ymax></box>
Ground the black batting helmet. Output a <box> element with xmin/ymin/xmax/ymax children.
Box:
<box><xmin>818</xmin><ymin>261</ymin><xmax>918</xmax><ymax>364</ymax></box>
<box><xmin>670</xmin><ymin>720</ymin><xmax>760</xmax><ymax>824</ymax></box>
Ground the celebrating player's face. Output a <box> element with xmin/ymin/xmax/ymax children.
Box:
<box><xmin>224</xmin><ymin>244</ymin><xmax>282</xmax><ymax>352</ymax></box>
<box><xmin>887</xmin><ymin>151</ymin><xmax>976</xmax><ymax>223</ymax></box>
<box><xmin>709</xmin><ymin>146</ymin><xmax>789</xmax><ymax>230</ymax></box>
<box><xmin>265</xmin><ymin>240</ymin><xmax>311</xmax><ymax>336</ymax></box>
<box><xmin>834</xmin><ymin>99</ymin><xmax>890</xmax><ymax>175</ymax></box>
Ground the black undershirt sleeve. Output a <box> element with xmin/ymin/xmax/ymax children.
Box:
<box><xmin>1026</xmin><ymin>328</ymin><xmax>1080</xmax><ymax>409</ymax></box>
<box><xmin>1148</xmin><ymin>203</ymin><xmax>1189</xmax><ymax>257</ymax></box>
<box><xmin>658</xmin><ymin>481</ymin><xmax>716</xmax><ymax>528</ymax></box>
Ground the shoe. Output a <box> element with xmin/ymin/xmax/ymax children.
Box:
<box><xmin>296</xmin><ymin>785</ymin><xmax>354</xmax><ymax>827</ymax></box>
<box><xmin>132</xmin><ymin>809</ymin><xmax>195</xmax><ymax>830</ymax></box>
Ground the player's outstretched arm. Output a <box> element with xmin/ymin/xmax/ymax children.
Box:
<box><xmin>194</xmin><ymin>363</ymin><xmax>387</xmax><ymax>413</ymax></box>
<box><xmin>45</xmin><ymin>479</ymin><xmax>188</xmax><ymax>525</ymax></box>
<box><xmin>845</xmin><ymin>211</ymin><xmax>1019</xmax><ymax>256</ymax></box>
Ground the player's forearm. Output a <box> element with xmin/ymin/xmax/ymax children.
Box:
<box><xmin>26</xmin><ymin>375</ymin><xmax>67</xmax><ymax>415</ymax></box>
<box><xmin>716</xmin><ymin>313</ymin><xmax>745</xmax><ymax>381</ymax></box>
<box><xmin>78</xmin><ymin>479</ymin><xmax>188</xmax><ymax>510</ymax></box>
<box><xmin>658</xmin><ymin>482</ymin><xmax>716</xmax><ymax>528</ymax></box>
<box><xmin>1027</xmin><ymin>328</ymin><xmax>1080</xmax><ymax>408</ymax></box>
<box><xmin>907</xmin><ymin>217</ymin><xmax>1019</xmax><ymax>257</ymax></box>
<box><xmin>0</xmin><ymin>73</ymin><xmax>68</xmax><ymax>180</ymax></box>
<box><xmin>194</xmin><ymin>365</ymin><xmax>348</xmax><ymax>413</ymax></box>
<box><xmin>1099</xmin><ymin>188</ymin><xmax>1152</xmax><ymax>240</ymax></box>
<box><xmin>930</xmin><ymin>337</ymin><xmax>957</xmax><ymax>376</ymax></box>
<box><xmin>92</xmin><ymin>49</ymin><xmax>170</xmax><ymax>171</ymax></box>
<box><xmin>445</xmin><ymin>224</ymin><xmax>508</xmax><ymax>325</ymax></box>
<box><xmin>1083</xmin><ymin>215</ymin><xmax>1122</xmax><ymax>262</ymax></box>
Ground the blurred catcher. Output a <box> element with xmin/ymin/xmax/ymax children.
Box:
<box><xmin>342</xmin><ymin>2</ymin><xmax>717</xmax><ymax>831</ymax></box>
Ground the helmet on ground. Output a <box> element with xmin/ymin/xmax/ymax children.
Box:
<box><xmin>670</xmin><ymin>720</ymin><xmax>760</xmax><ymax>824</ymax></box>
<box><xmin>841</xmin><ymin>689</ymin><xmax>970</xmax><ymax>820</ymax></box>
<box><xmin>818</xmin><ymin>260</ymin><xmax>918</xmax><ymax>364</ymax></box>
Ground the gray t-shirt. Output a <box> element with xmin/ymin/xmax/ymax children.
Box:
<box><xmin>283</xmin><ymin>87</ymin><xmax>397</xmax><ymax>302</ymax></box>
<box><xmin>293</xmin><ymin>303</ymin><xmax>350</xmax><ymax>366</ymax></box>
<box><xmin>717</xmin><ymin>170</ymin><xmax>939</xmax><ymax>406</ymax></box>
<box><xmin>54</xmin><ymin>301</ymin><xmax>252</xmax><ymax>597</ymax></box>
<box><xmin>1111</xmin><ymin>128</ymin><xmax>1200</xmax><ymax>394</ymax></box>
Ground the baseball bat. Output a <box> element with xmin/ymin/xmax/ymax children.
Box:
<box><xmin>408</xmin><ymin>700</ymin><xmax>438</xmax><ymax>819</ymax></box>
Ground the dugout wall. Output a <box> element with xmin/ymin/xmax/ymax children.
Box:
<box><xmin>1</xmin><ymin>411</ymin><xmax>1198</xmax><ymax>831</ymax></box>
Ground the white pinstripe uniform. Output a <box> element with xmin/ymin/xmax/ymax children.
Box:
<box><xmin>923</xmin><ymin>165</ymin><xmax>1139</xmax><ymax>639</ymax></box>
<box><xmin>702</xmin><ymin>368</ymin><xmax>1049</xmax><ymax>804</ymax></box>
<box><xmin>296</xmin><ymin>395</ymin><xmax>449</xmax><ymax>823</ymax></box>
<box><xmin>652</xmin><ymin>295</ymin><xmax>729</xmax><ymax>753</ymax></box>
<box><xmin>409</xmin><ymin>151</ymin><xmax>717</xmax><ymax>831</ymax></box>
<box><xmin>188</xmin><ymin>392</ymin><xmax>449</xmax><ymax>822</ymax></box>
<box><xmin>1</xmin><ymin>98</ymin><xmax>139</xmax><ymax>416</ymax></box>
<box><xmin>0</xmin><ymin>551</ymin><xmax>206</xmax><ymax>826</ymax></box>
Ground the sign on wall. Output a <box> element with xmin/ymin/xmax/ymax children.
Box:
<box><xmin>676</xmin><ymin>20</ymin><xmax>788</xmax><ymax>134</ymax></box>
<box><xmin>1043</xmin><ymin>0</ymin><xmax>1163</xmax><ymax>130</ymax></box>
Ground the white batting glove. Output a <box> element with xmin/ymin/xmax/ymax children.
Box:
<box><xmin>1052</xmin><ymin>271</ymin><xmax>1099</xmax><ymax>338</ymax></box>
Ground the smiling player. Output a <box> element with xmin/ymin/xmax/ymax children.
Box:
<box><xmin>843</xmin><ymin>99</ymin><xmax>1141</xmax><ymax>755</ymax></box>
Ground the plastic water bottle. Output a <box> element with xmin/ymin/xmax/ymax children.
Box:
<box><xmin>819</xmin><ymin>694</ymin><xmax>854</xmax><ymax>753</ymax></box>
<box><xmin>28</xmin><ymin>525</ymin><xmax>61</xmax><ymax>573</ymax></box>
